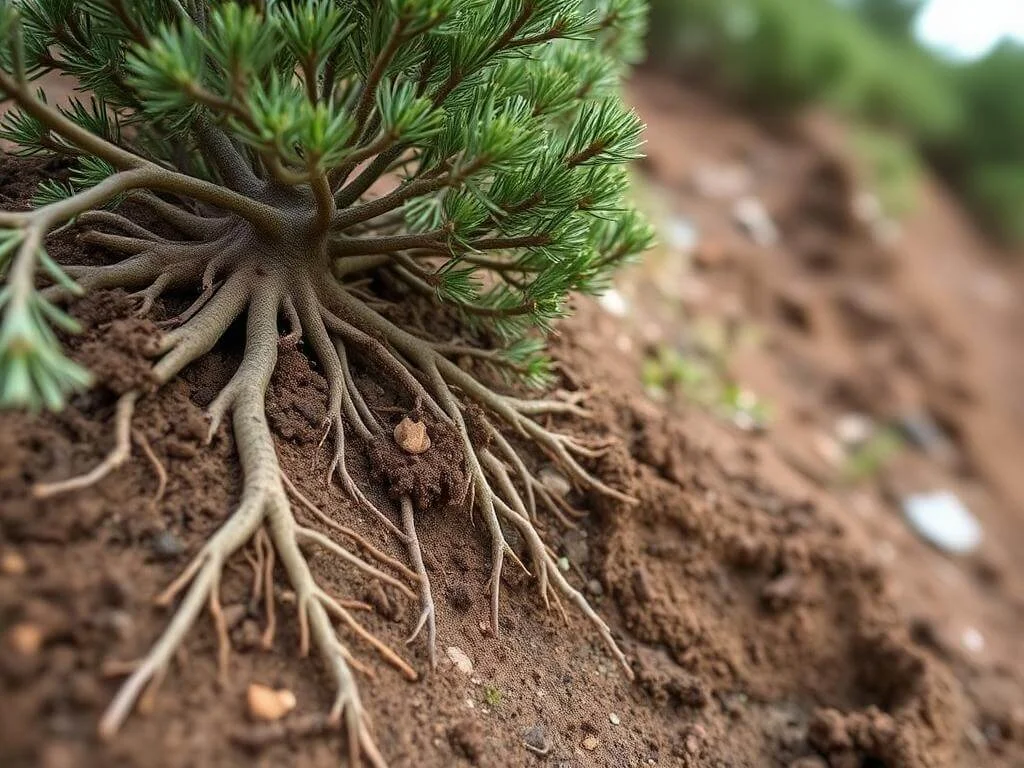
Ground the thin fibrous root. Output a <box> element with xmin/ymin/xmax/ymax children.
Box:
<box><xmin>33</xmin><ymin>390</ymin><xmax>139</xmax><ymax>499</ymax></box>
<box><xmin>132</xmin><ymin>428</ymin><xmax>167</xmax><ymax>507</ymax></box>
<box><xmin>295</xmin><ymin>525</ymin><xmax>416</xmax><ymax>601</ymax></box>
<box><xmin>209</xmin><ymin>570</ymin><xmax>231</xmax><ymax>686</ymax></box>
<box><xmin>314</xmin><ymin>587</ymin><xmax>418</xmax><ymax>681</ymax></box>
<box><xmin>400</xmin><ymin>496</ymin><xmax>436</xmax><ymax>668</ymax></box>
<box><xmin>316</xmin><ymin>285</ymin><xmax>637</xmax><ymax>672</ymax></box>
<box><xmin>282</xmin><ymin>472</ymin><xmax>418</xmax><ymax>584</ymax></box>
<box><xmin>257</xmin><ymin>528</ymin><xmax>276</xmax><ymax>650</ymax></box>
<box><xmin>485</xmin><ymin>467</ymin><xmax>634</xmax><ymax>680</ymax></box>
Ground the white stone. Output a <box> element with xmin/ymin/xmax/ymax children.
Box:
<box><xmin>961</xmin><ymin>626</ymin><xmax>985</xmax><ymax>653</ymax></box>
<box><xmin>902</xmin><ymin>491</ymin><xmax>982</xmax><ymax>555</ymax></box>
<box><xmin>732</xmin><ymin>196</ymin><xmax>778</xmax><ymax>247</ymax></box>
<box><xmin>835</xmin><ymin>413</ymin><xmax>873</xmax><ymax>447</ymax></box>
<box><xmin>446</xmin><ymin>646</ymin><xmax>474</xmax><ymax>675</ymax></box>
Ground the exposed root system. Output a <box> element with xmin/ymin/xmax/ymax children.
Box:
<box><xmin>28</xmin><ymin>174</ymin><xmax>635</xmax><ymax>764</ymax></box>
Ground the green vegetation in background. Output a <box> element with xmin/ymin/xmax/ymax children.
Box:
<box><xmin>646</xmin><ymin>0</ymin><xmax>1024</xmax><ymax>246</ymax></box>
<box><xmin>851</xmin><ymin>126</ymin><xmax>922</xmax><ymax>218</ymax></box>
<box><xmin>955</xmin><ymin>43</ymin><xmax>1024</xmax><ymax>243</ymax></box>
<box><xmin>840</xmin><ymin>427</ymin><xmax>903</xmax><ymax>484</ymax></box>
<box><xmin>641</xmin><ymin>319</ymin><xmax>772</xmax><ymax>431</ymax></box>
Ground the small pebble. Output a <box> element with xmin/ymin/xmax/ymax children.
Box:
<box><xmin>538</xmin><ymin>467</ymin><xmax>571</xmax><ymax>498</ymax></box>
<box><xmin>0</xmin><ymin>551</ymin><xmax>27</xmax><ymax>576</ymax></box>
<box><xmin>732</xmin><ymin>196</ymin><xmax>779</xmax><ymax>247</ymax></box>
<box><xmin>246</xmin><ymin>683</ymin><xmax>296</xmax><ymax>721</ymax></box>
<box><xmin>7</xmin><ymin>623</ymin><xmax>44</xmax><ymax>655</ymax></box>
<box><xmin>151</xmin><ymin>530</ymin><xmax>185</xmax><ymax>560</ymax></box>
<box><xmin>961</xmin><ymin>626</ymin><xmax>985</xmax><ymax>653</ymax></box>
<box><xmin>788</xmin><ymin>758</ymin><xmax>828</xmax><ymax>768</ymax></box>
<box><xmin>666</xmin><ymin>216</ymin><xmax>699</xmax><ymax>253</ymax></box>
<box><xmin>587</xmin><ymin>579</ymin><xmax>603</xmax><ymax>596</ymax></box>
<box><xmin>446</xmin><ymin>646</ymin><xmax>473</xmax><ymax>675</ymax></box>
<box><xmin>609</xmin><ymin>713</ymin><xmax>621</xmax><ymax>725</ymax></box>
<box><xmin>101</xmin><ymin>609</ymin><xmax>135</xmax><ymax>642</ymax></box>
<box><xmin>692</xmin><ymin>163</ymin><xmax>753</xmax><ymax>199</ymax></box>
<box><xmin>583</xmin><ymin>736</ymin><xmax>599</xmax><ymax>751</ymax></box>
<box><xmin>523</xmin><ymin>724</ymin><xmax>548</xmax><ymax>754</ymax></box>
<box><xmin>902</xmin><ymin>491</ymin><xmax>982</xmax><ymax>554</ymax></box>
<box><xmin>835</xmin><ymin>413</ymin><xmax>873</xmax><ymax>448</ymax></box>
<box><xmin>394</xmin><ymin>417</ymin><xmax>431</xmax><ymax>454</ymax></box>
<box><xmin>562</xmin><ymin>530</ymin><xmax>589</xmax><ymax>565</ymax></box>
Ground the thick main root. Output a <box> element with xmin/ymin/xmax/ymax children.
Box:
<box><xmin>35</xmin><ymin>225</ymin><xmax>635</xmax><ymax>765</ymax></box>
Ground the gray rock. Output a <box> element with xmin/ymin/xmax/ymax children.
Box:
<box><xmin>896</xmin><ymin>411</ymin><xmax>955</xmax><ymax>463</ymax></box>
<box><xmin>538</xmin><ymin>466</ymin><xmax>571</xmax><ymax>498</ymax></box>
<box><xmin>523</xmin><ymin>724</ymin><xmax>548</xmax><ymax>754</ymax></box>
<box><xmin>151</xmin><ymin>530</ymin><xmax>185</xmax><ymax>559</ymax></box>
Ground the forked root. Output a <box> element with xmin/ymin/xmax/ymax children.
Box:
<box><xmin>96</xmin><ymin>283</ymin><xmax>401</xmax><ymax>767</ymax></box>
<box><xmin>400</xmin><ymin>496</ymin><xmax>436</xmax><ymax>668</ymax></box>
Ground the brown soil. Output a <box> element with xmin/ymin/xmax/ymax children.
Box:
<box><xmin>2</xmin><ymin>73</ymin><xmax>1023</xmax><ymax>768</ymax></box>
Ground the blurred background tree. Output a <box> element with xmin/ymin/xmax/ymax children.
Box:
<box><xmin>844</xmin><ymin>0</ymin><xmax>925</xmax><ymax>40</ymax></box>
<box><xmin>645</xmin><ymin>0</ymin><xmax>1024</xmax><ymax>247</ymax></box>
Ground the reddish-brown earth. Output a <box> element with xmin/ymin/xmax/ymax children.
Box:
<box><xmin>2</xmin><ymin>72</ymin><xmax>1023</xmax><ymax>768</ymax></box>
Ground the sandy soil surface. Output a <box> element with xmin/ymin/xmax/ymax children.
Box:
<box><xmin>1</xmin><ymin>71</ymin><xmax>1022</xmax><ymax>768</ymax></box>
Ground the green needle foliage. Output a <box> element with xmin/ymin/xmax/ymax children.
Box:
<box><xmin>0</xmin><ymin>0</ymin><xmax>653</xmax><ymax>410</ymax></box>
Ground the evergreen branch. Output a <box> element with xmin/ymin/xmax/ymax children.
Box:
<box><xmin>332</xmin><ymin>171</ymin><xmax>453</xmax><ymax>230</ymax></box>
<box><xmin>331</xmin><ymin>228</ymin><xmax>448</xmax><ymax>257</ymax></box>
<box><xmin>350</xmin><ymin>18</ymin><xmax>407</xmax><ymax>141</ymax></box>
<box><xmin>193</xmin><ymin>115</ymin><xmax>260</xmax><ymax>194</ymax></box>
<box><xmin>0</xmin><ymin>67</ymin><xmax>144</xmax><ymax>171</ymax></box>
<box><xmin>466</xmin><ymin>234</ymin><xmax>553</xmax><ymax>252</ymax></box>
<box><xmin>107</xmin><ymin>0</ymin><xmax>149</xmax><ymax>45</ymax></box>
<box><xmin>332</xmin><ymin>144</ymin><xmax>404</xmax><ymax>209</ymax></box>
<box><xmin>391</xmin><ymin>263</ymin><xmax>535</xmax><ymax>319</ymax></box>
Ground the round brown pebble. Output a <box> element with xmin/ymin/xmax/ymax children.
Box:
<box><xmin>7</xmin><ymin>623</ymin><xmax>44</xmax><ymax>655</ymax></box>
<box><xmin>394</xmin><ymin>417</ymin><xmax>431</xmax><ymax>454</ymax></box>
<box><xmin>246</xmin><ymin>683</ymin><xmax>297</xmax><ymax>721</ymax></box>
<box><xmin>0</xmin><ymin>552</ymin><xmax>27</xmax><ymax>576</ymax></box>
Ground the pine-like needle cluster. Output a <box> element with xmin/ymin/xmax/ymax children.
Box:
<box><xmin>0</xmin><ymin>0</ymin><xmax>652</xmax><ymax>408</ymax></box>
